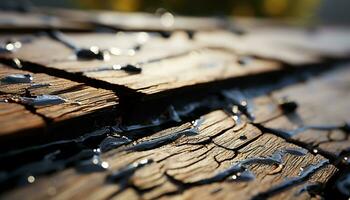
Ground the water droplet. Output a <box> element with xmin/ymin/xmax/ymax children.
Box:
<box><xmin>268</xmin><ymin>164</ymin><xmax>284</xmax><ymax>175</ymax></box>
<box><xmin>238</xmin><ymin>56</ymin><xmax>253</xmax><ymax>66</ymax></box>
<box><xmin>120</xmin><ymin>64</ymin><xmax>142</xmax><ymax>73</ymax></box>
<box><xmin>5</xmin><ymin>43</ymin><xmax>15</xmax><ymax>51</ymax></box>
<box><xmin>127</xmin><ymin>49</ymin><xmax>136</xmax><ymax>56</ymax></box>
<box><xmin>27</xmin><ymin>175</ymin><xmax>35</xmax><ymax>183</ymax></box>
<box><xmin>28</xmin><ymin>83</ymin><xmax>51</xmax><ymax>89</ymax></box>
<box><xmin>93</xmin><ymin>148</ymin><xmax>101</xmax><ymax>153</ymax></box>
<box><xmin>20</xmin><ymin>95</ymin><xmax>66</xmax><ymax>106</ymax></box>
<box><xmin>239</xmin><ymin>135</ymin><xmax>247</xmax><ymax>140</ymax></box>
<box><xmin>7</xmin><ymin>58</ymin><xmax>23</xmax><ymax>68</ymax></box>
<box><xmin>76</xmin><ymin>48</ymin><xmax>107</xmax><ymax>60</ymax></box>
<box><xmin>137</xmin><ymin>32</ymin><xmax>150</xmax><ymax>44</ymax></box>
<box><xmin>99</xmin><ymin>135</ymin><xmax>131</xmax><ymax>152</ymax></box>
<box><xmin>76</xmin><ymin>155</ymin><xmax>109</xmax><ymax>172</ymax></box>
<box><xmin>312</xmin><ymin>149</ymin><xmax>318</xmax><ymax>154</ymax></box>
<box><xmin>279</xmin><ymin>97</ymin><xmax>298</xmax><ymax>113</ymax></box>
<box><xmin>241</xmin><ymin>100</ymin><xmax>247</xmax><ymax>107</ymax></box>
<box><xmin>101</xmin><ymin>161</ymin><xmax>109</xmax><ymax>169</ymax></box>
<box><xmin>160</xmin><ymin>12</ymin><xmax>174</xmax><ymax>27</ymax></box>
<box><xmin>2</xmin><ymin>40</ymin><xmax>22</xmax><ymax>53</ymax></box>
<box><xmin>232</xmin><ymin>105</ymin><xmax>239</xmax><ymax>114</ymax></box>
<box><xmin>1</xmin><ymin>74</ymin><xmax>33</xmax><ymax>83</ymax></box>
<box><xmin>70</xmin><ymin>101</ymin><xmax>82</xmax><ymax>106</ymax></box>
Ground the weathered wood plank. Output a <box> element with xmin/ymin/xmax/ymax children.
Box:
<box><xmin>196</xmin><ymin>27</ymin><xmax>350</xmax><ymax>65</ymax></box>
<box><xmin>0</xmin><ymin>32</ymin><xmax>281</xmax><ymax>98</ymax></box>
<box><xmin>0</xmin><ymin>110</ymin><xmax>336</xmax><ymax>200</ymax></box>
<box><xmin>0</xmin><ymin>32</ymin><xmax>197</xmax><ymax>73</ymax></box>
<box><xmin>0</xmin><ymin>64</ymin><xmax>119</xmax><ymax>147</ymax></box>
<box><xmin>254</xmin><ymin>67</ymin><xmax>350</xmax><ymax>157</ymax></box>
<box><xmin>0</xmin><ymin>11</ymin><xmax>94</xmax><ymax>32</ymax></box>
<box><xmin>38</xmin><ymin>7</ymin><xmax>226</xmax><ymax>32</ymax></box>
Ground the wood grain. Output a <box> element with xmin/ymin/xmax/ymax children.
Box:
<box><xmin>0</xmin><ymin>110</ymin><xmax>336</xmax><ymax>200</ymax></box>
<box><xmin>257</xmin><ymin>67</ymin><xmax>350</xmax><ymax>157</ymax></box>
<box><xmin>0</xmin><ymin>64</ymin><xmax>119</xmax><ymax>148</ymax></box>
<box><xmin>1</xmin><ymin>32</ymin><xmax>281</xmax><ymax>98</ymax></box>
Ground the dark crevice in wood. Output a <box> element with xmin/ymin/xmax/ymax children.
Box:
<box><xmin>253</xmin><ymin>123</ymin><xmax>336</xmax><ymax>163</ymax></box>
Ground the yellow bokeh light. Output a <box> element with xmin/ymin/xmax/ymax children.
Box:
<box><xmin>263</xmin><ymin>0</ymin><xmax>289</xmax><ymax>16</ymax></box>
<box><xmin>110</xmin><ymin>0</ymin><xmax>141</xmax><ymax>12</ymax></box>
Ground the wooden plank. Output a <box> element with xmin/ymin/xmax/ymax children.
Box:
<box><xmin>0</xmin><ymin>110</ymin><xmax>336</xmax><ymax>200</ymax></box>
<box><xmin>196</xmin><ymin>27</ymin><xmax>350</xmax><ymax>65</ymax></box>
<box><xmin>252</xmin><ymin>67</ymin><xmax>350</xmax><ymax>157</ymax></box>
<box><xmin>0</xmin><ymin>11</ymin><xmax>94</xmax><ymax>32</ymax></box>
<box><xmin>0</xmin><ymin>64</ymin><xmax>119</xmax><ymax>148</ymax></box>
<box><xmin>37</xmin><ymin>7</ymin><xmax>226</xmax><ymax>32</ymax></box>
<box><xmin>0</xmin><ymin>32</ymin><xmax>281</xmax><ymax>97</ymax></box>
<box><xmin>0</xmin><ymin>32</ymin><xmax>197</xmax><ymax>73</ymax></box>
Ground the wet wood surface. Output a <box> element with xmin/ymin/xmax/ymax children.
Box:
<box><xmin>261</xmin><ymin>67</ymin><xmax>350</xmax><ymax>157</ymax></box>
<box><xmin>0</xmin><ymin>9</ymin><xmax>349</xmax><ymax>200</ymax></box>
<box><xmin>0</xmin><ymin>110</ymin><xmax>337</xmax><ymax>200</ymax></box>
<box><xmin>0</xmin><ymin>32</ymin><xmax>281</xmax><ymax>98</ymax></box>
<box><xmin>0</xmin><ymin>64</ymin><xmax>119</xmax><ymax>148</ymax></box>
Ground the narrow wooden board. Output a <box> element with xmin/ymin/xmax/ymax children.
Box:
<box><xmin>0</xmin><ymin>64</ymin><xmax>119</xmax><ymax>148</ymax></box>
<box><xmin>37</xmin><ymin>7</ymin><xmax>227</xmax><ymax>32</ymax></box>
<box><xmin>0</xmin><ymin>32</ymin><xmax>197</xmax><ymax>73</ymax></box>
<box><xmin>0</xmin><ymin>11</ymin><xmax>94</xmax><ymax>32</ymax></box>
<box><xmin>0</xmin><ymin>110</ymin><xmax>336</xmax><ymax>200</ymax></box>
<box><xmin>0</xmin><ymin>32</ymin><xmax>281</xmax><ymax>98</ymax></box>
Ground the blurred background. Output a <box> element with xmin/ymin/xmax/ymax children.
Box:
<box><xmin>1</xmin><ymin>0</ymin><xmax>350</xmax><ymax>25</ymax></box>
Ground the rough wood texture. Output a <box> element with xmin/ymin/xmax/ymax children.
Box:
<box><xmin>0</xmin><ymin>64</ymin><xmax>119</xmax><ymax>121</ymax></box>
<box><xmin>0</xmin><ymin>110</ymin><xmax>336</xmax><ymax>200</ymax></box>
<box><xmin>0</xmin><ymin>64</ymin><xmax>119</xmax><ymax>147</ymax></box>
<box><xmin>259</xmin><ymin>67</ymin><xmax>350</xmax><ymax>157</ymax></box>
<box><xmin>0</xmin><ymin>9</ymin><xmax>350</xmax><ymax>200</ymax></box>
<box><xmin>0</xmin><ymin>32</ymin><xmax>197</xmax><ymax>73</ymax></box>
<box><xmin>0</xmin><ymin>32</ymin><xmax>281</xmax><ymax>97</ymax></box>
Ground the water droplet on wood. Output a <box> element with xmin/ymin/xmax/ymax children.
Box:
<box><xmin>1</xmin><ymin>74</ymin><xmax>32</xmax><ymax>83</ymax></box>
<box><xmin>20</xmin><ymin>95</ymin><xmax>66</xmax><ymax>106</ymax></box>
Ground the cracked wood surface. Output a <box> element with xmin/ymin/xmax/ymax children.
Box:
<box><xmin>0</xmin><ymin>10</ymin><xmax>350</xmax><ymax>200</ymax></box>
<box><xmin>0</xmin><ymin>110</ymin><xmax>337</xmax><ymax>200</ymax></box>
<box><xmin>258</xmin><ymin>67</ymin><xmax>350</xmax><ymax>157</ymax></box>
<box><xmin>0</xmin><ymin>64</ymin><xmax>119</xmax><ymax>148</ymax></box>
